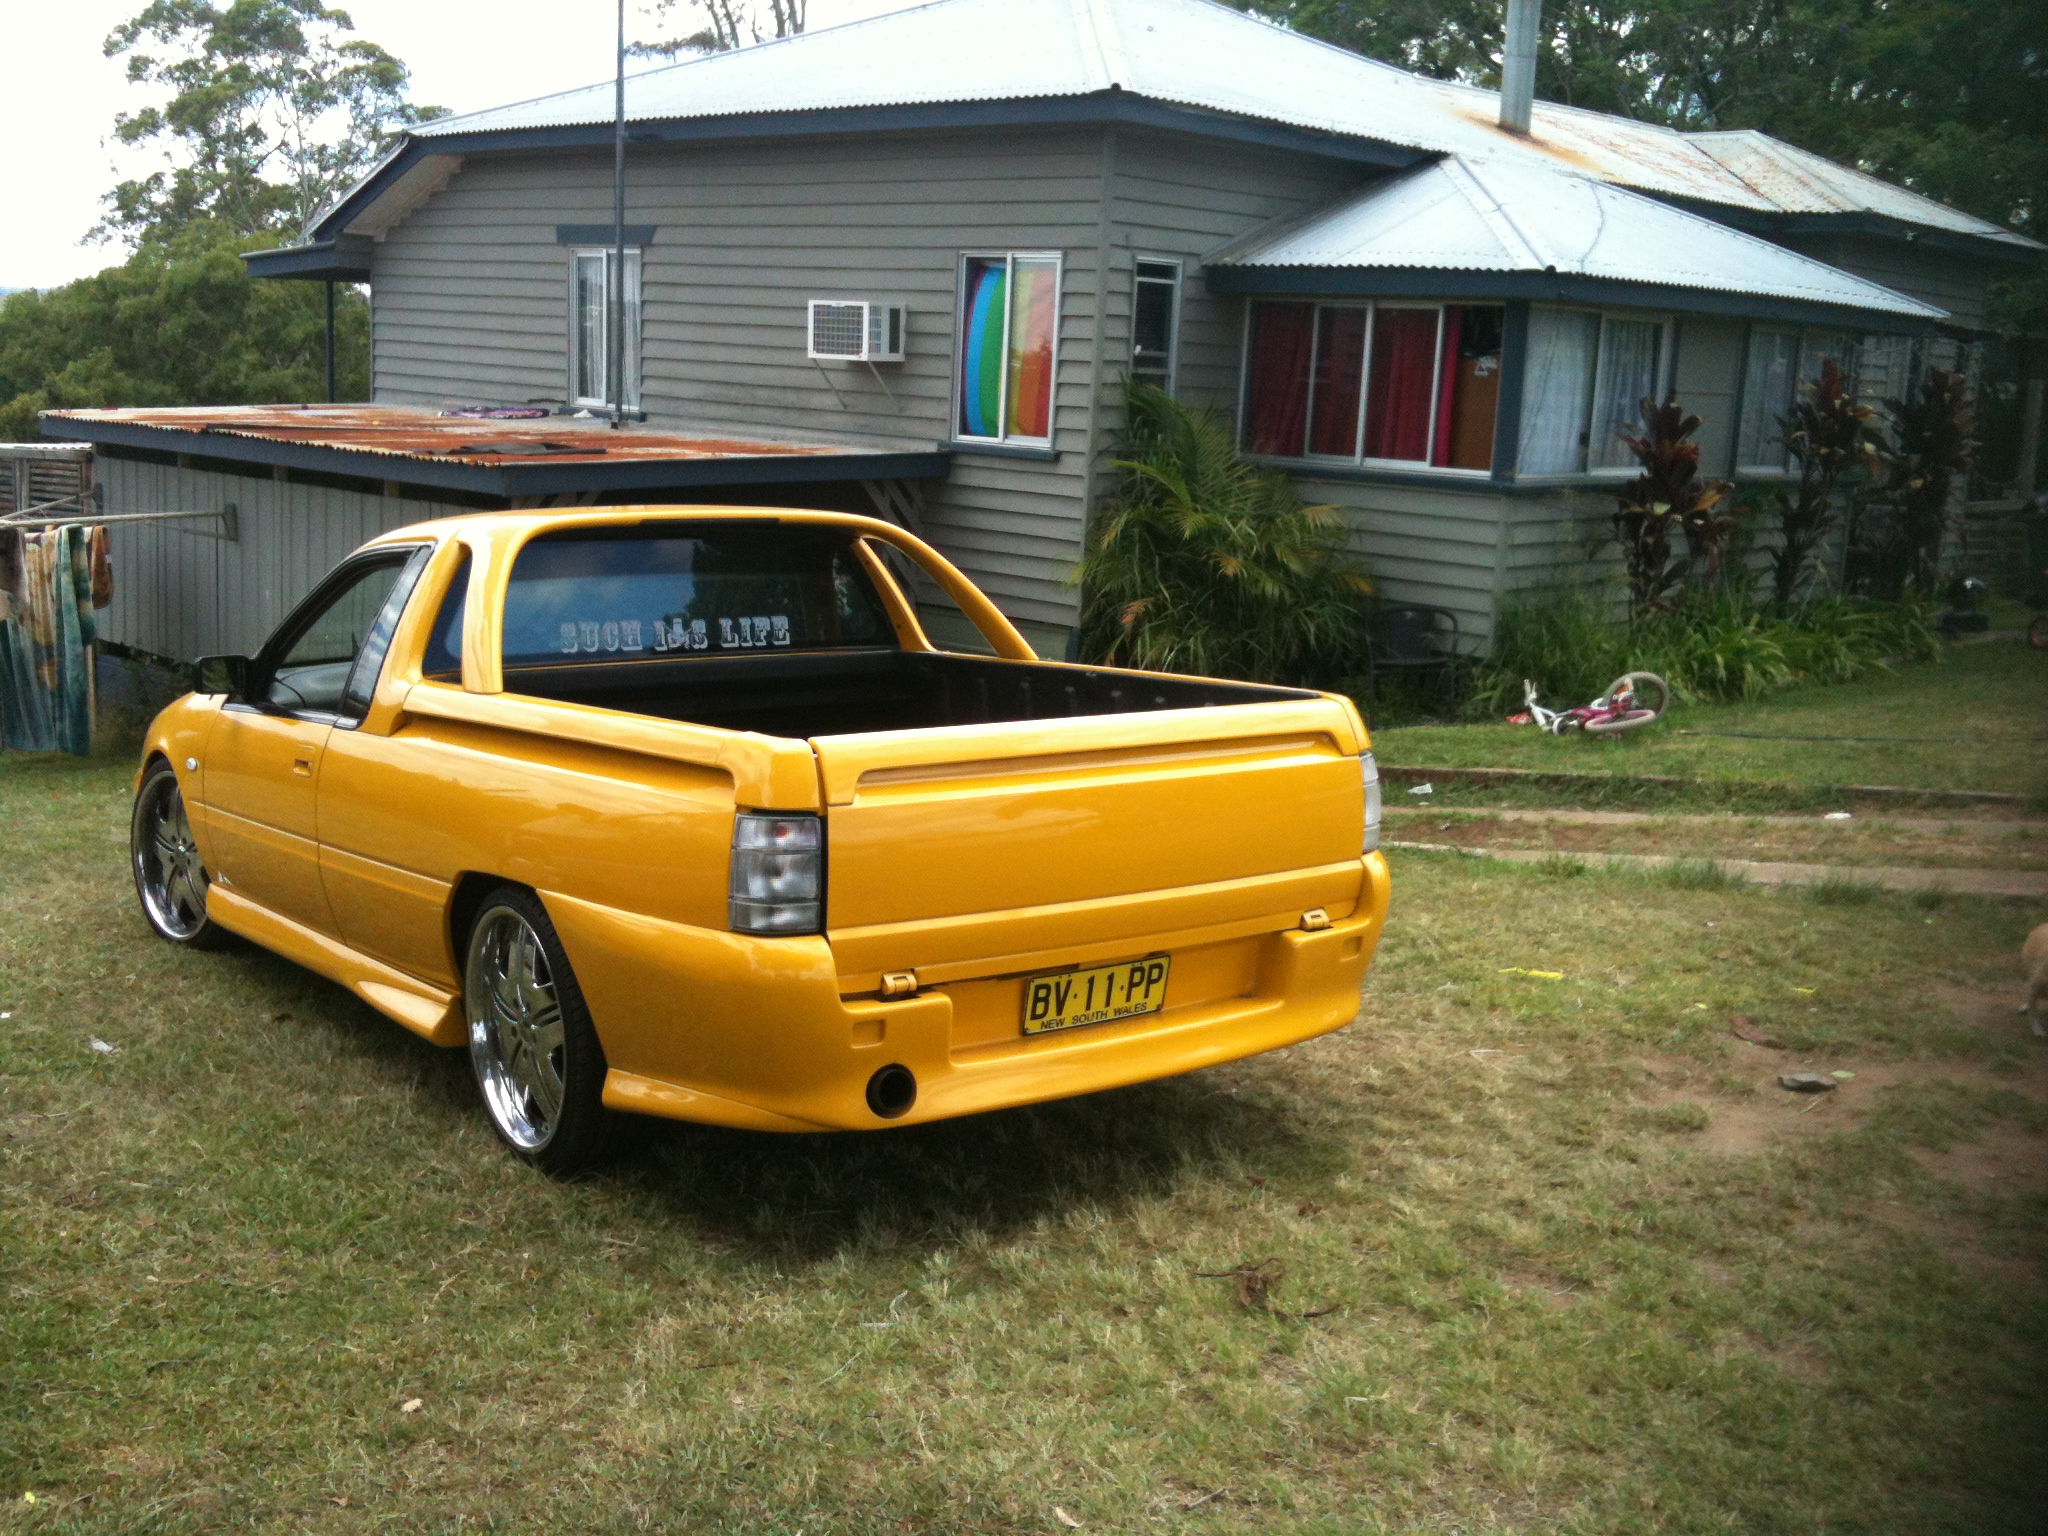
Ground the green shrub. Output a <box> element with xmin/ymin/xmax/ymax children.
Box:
<box><xmin>1469</xmin><ymin>587</ymin><xmax>1942</xmax><ymax>715</ymax></box>
<box><xmin>1075</xmin><ymin>382</ymin><xmax>1373</xmax><ymax>685</ymax></box>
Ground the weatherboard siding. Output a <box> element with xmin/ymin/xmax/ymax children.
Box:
<box><xmin>1106</xmin><ymin>130</ymin><xmax>1369</xmax><ymax>417</ymax></box>
<box><xmin>370</xmin><ymin>128</ymin><xmax>1110</xmax><ymax>630</ymax></box>
<box><xmin>93</xmin><ymin>456</ymin><xmax>465</xmax><ymax>660</ymax></box>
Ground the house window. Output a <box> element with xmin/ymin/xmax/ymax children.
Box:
<box><xmin>1241</xmin><ymin>300</ymin><xmax>1504</xmax><ymax>470</ymax></box>
<box><xmin>569</xmin><ymin>248</ymin><xmax>642</xmax><ymax>411</ymax></box>
<box><xmin>1131</xmin><ymin>259</ymin><xmax>1181</xmax><ymax>390</ymax></box>
<box><xmin>1736</xmin><ymin>327</ymin><xmax>1860</xmax><ymax>472</ymax></box>
<box><xmin>957</xmin><ymin>253</ymin><xmax>1061</xmax><ymax>443</ymax></box>
<box><xmin>1517</xmin><ymin>307</ymin><xmax>1670</xmax><ymax>475</ymax></box>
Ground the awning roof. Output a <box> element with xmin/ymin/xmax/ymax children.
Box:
<box><xmin>1204</xmin><ymin>157</ymin><xmax>1949</xmax><ymax>330</ymax></box>
<box><xmin>39</xmin><ymin>406</ymin><xmax>951</xmax><ymax>499</ymax></box>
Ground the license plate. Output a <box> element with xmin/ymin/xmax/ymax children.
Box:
<box><xmin>1021</xmin><ymin>956</ymin><xmax>1171</xmax><ymax>1036</ymax></box>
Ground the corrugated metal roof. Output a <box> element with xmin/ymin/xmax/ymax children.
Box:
<box><xmin>1209</xmin><ymin>157</ymin><xmax>1949</xmax><ymax>319</ymax></box>
<box><xmin>401</xmin><ymin>0</ymin><xmax>2029</xmax><ymax>244</ymax></box>
<box><xmin>42</xmin><ymin>405</ymin><xmax>888</xmax><ymax>468</ymax></box>
<box><xmin>1688</xmin><ymin>131</ymin><xmax>2039</xmax><ymax>247</ymax></box>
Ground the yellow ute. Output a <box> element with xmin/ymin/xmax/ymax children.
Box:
<box><xmin>130</xmin><ymin>508</ymin><xmax>1390</xmax><ymax>1170</ymax></box>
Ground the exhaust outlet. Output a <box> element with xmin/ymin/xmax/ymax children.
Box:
<box><xmin>865</xmin><ymin>1063</ymin><xmax>918</xmax><ymax>1120</ymax></box>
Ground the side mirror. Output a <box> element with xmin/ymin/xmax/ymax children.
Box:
<box><xmin>192</xmin><ymin>654</ymin><xmax>251</xmax><ymax>697</ymax></box>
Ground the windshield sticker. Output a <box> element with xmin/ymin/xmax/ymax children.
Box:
<box><xmin>719</xmin><ymin>615</ymin><xmax>791</xmax><ymax>649</ymax></box>
<box><xmin>555</xmin><ymin>614</ymin><xmax>793</xmax><ymax>655</ymax></box>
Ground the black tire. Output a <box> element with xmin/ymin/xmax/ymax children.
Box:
<box><xmin>461</xmin><ymin>884</ymin><xmax>617</xmax><ymax>1175</ymax></box>
<box><xmin>130</xmin><ymin>758</ymin><xmax>234</xmax><ymax>949</ymax></box>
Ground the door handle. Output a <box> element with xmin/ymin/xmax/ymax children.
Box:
<box><xmin>293</xmin><ymin>750</ymin><xmax>315</xmax><ymax>777</ymax></box>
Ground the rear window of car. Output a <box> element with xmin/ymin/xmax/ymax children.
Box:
<box><xmin>495</xmin><ymin>523</ymin><xmax>895</xmax><ymax>668</ymax></box>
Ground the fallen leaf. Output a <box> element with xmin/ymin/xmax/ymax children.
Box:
<box><xmin>400</xmin><ymin>1398</ymin><xmax>424</xmax><ymax>1414</ymax></box>
<box><xmin>1831</xmin><ymin>1070</ymin><xmax>1855</xmax><ymax>1081</ymax></box>
<box><xmin>1296</xmin><ymin>1201</ymin><xmax>1324</xmax><ymax>1218</ymax></box>
<box><xmin>1499</xmin><ymin>968</ymin><xmax>1564</xmax><ymax>980</ymax></box>
<box><xmin>1197</xmin><ymin>1258</ymin><xmax>1284</xmax><ymax>1311</ymax></box>
<box><xmin>1730</xmin><ymin>1017</ymin><xmax>1783</xmax><ymax>1049</ymax></box>
<box><xmin>1247</xmin><ymin>1175</ymin><xmax>1267</xmax><ymax>1187</ymax></box>
<box><xmin>329</xmin><ymin>1496</ymin><xmax>351</xmax><ymax>1508</ymax></box>
<box><xmin>1793</xmin><ymin>987</ymin><xmax>1816</xmax><ymax>995</ymax></box>
<box><xmin>1054</xmin><ymin>1506</ymin><xmax>1084</xmax><ymax>1528</ymax></box>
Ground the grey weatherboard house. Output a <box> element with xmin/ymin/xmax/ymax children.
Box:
<box><xmin>46</xmin><ymin>0</ymin><xmax>2044</xmax><ymax>662</ymax></box>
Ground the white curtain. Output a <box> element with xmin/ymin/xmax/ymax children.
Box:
<box><xmin>1736</xmin><ymin>327</ymin><xmax>1798</xmax><ymax>470</ymax></box>
<box><xmin>1587</xmin><ymin>318</ymin><xmax>1662</xmax><ymax>470</ymax></box>
<box><xmin>1518</xmin><ymin>307</ymin><xmax>1598</xmax><ymax>474</ymax></box>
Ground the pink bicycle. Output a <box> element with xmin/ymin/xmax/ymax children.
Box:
<box><xmin>1508</xmin><ymin>672</ymin><xmax>1670</xmax><ymax>735</ymax></box>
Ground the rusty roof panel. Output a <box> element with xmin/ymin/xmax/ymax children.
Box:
<box><xmin>39</xmin><ymin>405</ymin><xmax>884</xmax><ymax>467</ymax></box>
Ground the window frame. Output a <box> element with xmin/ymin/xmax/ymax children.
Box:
<box><xmin>1734</xmin><ymin>325</ymin><xmax>1867</xmax><ymax>477</ymax></box>
<box><xmin>952</xmin><ymin>250</ymin><xmax>1064</xmax><ymax>448</ymax></box>
<box><xmin>567</xmin><ymin>246</ymin><xmax>644</xmax><ymax>413</ymax></box>
<box><xmin>237</xmin><ymin>544</ymin><xmax>432</xmax><ymax>728</ymax></box>
<box><xmin>1510</xmin><ymin>304</ymin><xmax>1676</xmax><ymax>481</ymax></box>
<box><xmin>1238</xmin><ymin>298</ymin><xmax>1509</xmax><ymax>476</ymax></box>
<box><xmin>1130</xmin><ymin>256</ymin><xmax>1183</xmax><ymax>394</ymax></box>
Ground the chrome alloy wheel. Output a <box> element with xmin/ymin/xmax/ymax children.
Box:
<box><xmin>134</xmin><ymin>771</ymin><xmax>210</xmax><ymax>940</ymax></box>
<box><xmin>466</xmin><ymin>907</ymin><xmax>569</xmax><ymax>1151</ymax></box>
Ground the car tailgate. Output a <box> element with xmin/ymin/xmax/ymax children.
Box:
<box><xmin>815</xmin><ymin>698</ymin><xmax>1367</xmax><ymax>988</ymax></box>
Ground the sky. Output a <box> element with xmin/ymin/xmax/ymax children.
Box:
<box><xmin>0</xmin><ymin>0</ymin><xmax>922</xmax><ymax>292</ymax></box>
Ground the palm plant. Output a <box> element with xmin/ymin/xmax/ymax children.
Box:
<box><xmin>1612</xmin><ymin>393</ymin><xmax>1736</xmax><ymax>617</ymax></box>
<box><xmin>1867</xmin><ymin>367</ymin><xmax>1976</xmax><ymax>597</ymax></box>
<box><xmin>1075</xmin><ymin>382</ymin><xmax>1372</xmax><ymax>685</ymax></box>
<box><xmin>1772</xmin><ymin>357</ymin><xmax>1881</xmax><ymax>609</ymax></box>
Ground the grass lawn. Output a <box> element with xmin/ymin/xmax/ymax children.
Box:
<box><xmin>1370</xmin><ymin>637</ymin><xmax>2048</xmax><ymax>799</ymax></box>
<box><xmin>3</xmin><ymin>753</ymin><xmax>2045</xmax><ymax>1532</ymax></box>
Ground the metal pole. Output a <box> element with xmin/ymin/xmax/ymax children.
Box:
<box><xmin>609</xmin><ymin>0</ymin><xmax>627</xmax><ymax>427</ymax></box>
<box><xmin>324</xmin><ymin>280</ymin><xmax>337</xmax><ymax>402</ymax></box>
<box><xmin>1499</xmin><ymin>0</ymin><xmax>1540</xmax><ymax>135</ymax></box>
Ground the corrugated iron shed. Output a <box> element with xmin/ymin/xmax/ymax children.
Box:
<box><xmin>40</xmin><ymin>406</ymin><xmax>952</xmax><ymax>499</ymax></box>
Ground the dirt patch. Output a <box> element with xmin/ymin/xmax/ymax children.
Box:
<box><xmin>1634</xmin><ymin>1028</ymin><xmax>2048</xmax><ymax>1158</ymax></box>
<box><xmin>1909</xmin><ymin>1121</ymin><xmax>2048</xmax><ymax>1197</ymax></box>
<box><xmin>1391</xmin><ymin>810</ymin><xmax>2048</xmax><ymax>872</ymax></box>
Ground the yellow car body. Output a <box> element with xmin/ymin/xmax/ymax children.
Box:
<box><xmin>135</xmin><ymin>508</ymin><xmax>1389</xmax><ymax>1138</ymax></box>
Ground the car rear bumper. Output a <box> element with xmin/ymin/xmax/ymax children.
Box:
<box><xmin>552</xmin><ymin>854</ymin><xmax>1389</xmax><ymax>1133</ymax></box>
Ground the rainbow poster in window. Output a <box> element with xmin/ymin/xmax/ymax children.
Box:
<box><xmin>1004</xmin><ymin>257</ymin><xmax>1058</xmax><ymax>439</ymax></box>
<box><xmin>959</xmin><ymin>258</ymin><xmax>1008</xmax><ymax>438</ymax></box>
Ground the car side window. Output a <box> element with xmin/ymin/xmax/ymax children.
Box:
<box><xmin>263</xmin><ymin>553</ymin><xmax>417</xmax><ymax>719</ymax></box>
<box><xmin>420</xmin><ymin>549</ymin><xmax>471</xmax><ymax>682</ymax></box>
<box><xmin>340</xmin><ymin>547</ymin><xmax>434</xmax><ymax>719</ymax></box>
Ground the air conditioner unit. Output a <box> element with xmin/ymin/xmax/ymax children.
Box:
<box><xmin>808</xmin><ymin>300</ymin><xmax>906</xmax><ymax>363</ymax></box>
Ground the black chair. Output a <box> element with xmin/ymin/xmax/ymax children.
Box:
<box><xmin>1363</xmin><ymin>605</ymin><xmax>1461</xmax><ymax>717</ymax></box>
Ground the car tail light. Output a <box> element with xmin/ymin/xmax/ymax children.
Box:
<box><xmin>1361</xmin><ymin>751</ymin><xmax>1382</xmax><ymax>854</ymax></box>
<box><xmin>729</xmin><ymin>813</ymin><xmax>823</xmax><ymax>934</ymax></box>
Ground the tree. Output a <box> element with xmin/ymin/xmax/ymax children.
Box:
<box><xmin>0</xmin><ymin>223</ymin><xmax>368</xmax><ymax>438</ymax></box>
<box><xmin>100</xmin><ymin>0</ymin><xmax>442</xmax><ymax>245</ymax></box>
<box><xmin>632</xmin><ymin>0</ymin><xmax>806</xmax><ymax>57</ymax></box>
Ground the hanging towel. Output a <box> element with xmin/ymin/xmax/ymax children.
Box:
<box><xmin>88</xmin><ymin>525</ymin><xmax>114</xmax><ymax>609</ymax></box>
<box><xmin>0</xmin><ymin>526</ymin><xmax>98</xmax><ymax>756</ymax></box>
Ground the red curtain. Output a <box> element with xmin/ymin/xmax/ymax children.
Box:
<box><xmin>1244</xmin><ymin>303</ymin><xmax>1314</xmax><ymax>456</ymax></box>
<box><xmin>1309</xmin><ymin>308</ymin><xmax>1367</xmax><ymax>456</ymax></box>
<box><xmin>1363</xmin><ymin>308</ymin><xmax>1439</xmax><ymax>462</ymax></box>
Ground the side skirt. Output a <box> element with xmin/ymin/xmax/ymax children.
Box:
<box><xmin>207</xmin><ymin>886</ymin><xmax>467</xmax><ymax>1047</ymax></box>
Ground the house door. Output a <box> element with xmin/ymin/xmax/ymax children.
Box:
<box><xmin>200</xmin><ymin>552</ymin><xmax>420</xmax><ymax>935</ymax></box>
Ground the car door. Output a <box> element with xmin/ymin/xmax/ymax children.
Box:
<box><xmin>200</xmin><ymin>549</ymin><xmax>426</xmax><ymax>936</ymax></box>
